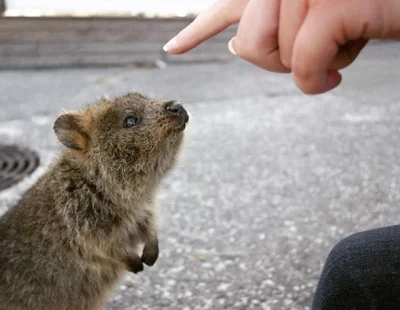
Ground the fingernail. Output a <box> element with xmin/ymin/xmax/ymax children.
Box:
<box><xmin>163</xmin><ymin>37</ymin><xmax>178</xmax><ymax>52</ymax></box>
<box><xmin>228</xmin><ymin>37</ymin><xmax>237</xmax><ymax>55</ymax></box>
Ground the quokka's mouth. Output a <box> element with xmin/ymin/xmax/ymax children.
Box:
<box><xmin>176</xmin><ymin>122</ymin><xmax>187</xmax><ymax>132</ymax></box>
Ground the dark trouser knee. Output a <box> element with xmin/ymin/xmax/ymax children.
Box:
<box><xmin>312</xmin><ymin>233</ymin><xmax>372</xmax><ymax>310</ymax></box>
<box><xmin>313</xmin><ymin>225</ymin><xmax>400</xmax><ymax>310</ymax></box>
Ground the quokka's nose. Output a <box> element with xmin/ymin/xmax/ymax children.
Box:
<box><xmin>164</xmin><ymin>101</ymin><xmax>189</xmax><ymax>124</ymax></box>
<box><xmin>166</xmin><ymin>102</ymin><xmax>185</xmax><ymax>115</ymax></box>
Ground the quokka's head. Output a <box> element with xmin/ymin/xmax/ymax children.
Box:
<box><xmin>53</xmin><ymin>92</ymin><xmax>189</xmax><ymax>181</ymax></box>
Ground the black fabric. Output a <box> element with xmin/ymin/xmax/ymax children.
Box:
<box><xmin>312</xmin><ymin>225</ymin><xmax>400</xmax><ymax>310</ymax></box>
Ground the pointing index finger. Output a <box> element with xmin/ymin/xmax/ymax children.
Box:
<box><xmin>163</xmin><ymin>0</ymin><xmax>249</xmax><ymax>54</ymax></box>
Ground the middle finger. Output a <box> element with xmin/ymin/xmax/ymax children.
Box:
<box><xmin>233</xmin><ymin>0</ymin><xmax>290</xmax><ymax>73</ymax></box>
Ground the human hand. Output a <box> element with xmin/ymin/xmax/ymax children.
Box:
<box><xmin>163</xmin><ymin>0</ymin><xmax>400</xmax><ymax>95</ymax></box>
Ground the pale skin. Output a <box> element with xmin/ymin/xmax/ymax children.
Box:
<box><xmin>163</xmin><ymin>0</ymin><xmax>400</xmax><ymax>95</ymax></box>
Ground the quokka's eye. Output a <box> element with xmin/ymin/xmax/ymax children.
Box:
<box><xmin>123</xmin><ymin>116</ymin><xmax>141</xmax><ymax>128</ymax></box>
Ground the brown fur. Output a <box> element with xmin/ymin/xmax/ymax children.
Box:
<box><xmin>0</xmin><ymin>92</ymin><xmax>189</xmax><ymax>310</ymax></box>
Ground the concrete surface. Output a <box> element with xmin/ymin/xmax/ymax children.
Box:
<box><xmin>1</xmin><ymin>41</ymin><xmax>400</xmax><ymax>310</ymax></box>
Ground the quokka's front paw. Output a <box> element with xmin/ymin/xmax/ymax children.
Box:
<box><xmin>126</xmin><ymin>254</ymin><xmax>144</xmax><ymax>273</ymax></box>
<box><xmin>141</xmin><ymin>239</ymin><xmax>159</xmax><ymax>266</ymax></box>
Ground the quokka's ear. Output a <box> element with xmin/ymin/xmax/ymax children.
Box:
<box><xmin>53</xmin><ymin>112</ymin><xmax>89</xmax><ymax>151</ymax></box>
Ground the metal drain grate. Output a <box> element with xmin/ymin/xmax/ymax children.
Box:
<box><xmin>0</xmin><ymin>145</ymin><xmax>40</xmax><ymax>191</ymax></box>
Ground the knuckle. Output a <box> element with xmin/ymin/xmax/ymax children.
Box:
<box><xmin>234</xmin><ymin>40</ymin><xmax>268</xmax><ymax>65</ymax></box>
<box><xmin>234</xmin><ymin>36</ymin><xmax>291</xmax><ymax>73</ymax></box>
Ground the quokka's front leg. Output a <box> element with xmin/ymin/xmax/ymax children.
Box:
<box><xmin>136</xmin><ymin>212</ymin><xmax>159</xmax><ymax>267</ymax></box>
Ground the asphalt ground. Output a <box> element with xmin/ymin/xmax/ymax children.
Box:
<box><xmin>1</xmin><ymin>41</ymin><xmax>400</xmax><ymax>309</ymax></box>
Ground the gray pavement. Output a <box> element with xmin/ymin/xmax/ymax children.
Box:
<box><xmin>1</xmin><ymin>41</ymin><xmax>400</xmax><ymax>310</ymax></box>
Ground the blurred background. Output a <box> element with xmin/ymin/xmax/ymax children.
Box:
<box><xmin>5</xmin><ymin>0</ymin><xmax>214</xmax><ymax>16</ymax></box>
<box><xmin>0</xmin><ymin>0</ymin><xmax>232</xmax><ymax>69</ymax></box>
<box><xmin>1</xmin><ymin>1</ymin><xmax>400</xmax><ymax>310</ymax></box>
